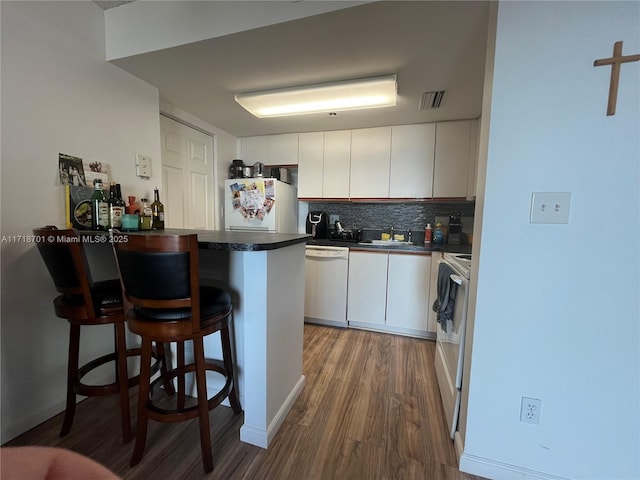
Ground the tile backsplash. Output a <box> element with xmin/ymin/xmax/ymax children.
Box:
<box><xmin>306</xmin><ymin>200</ymin><xmax>475</xmax><ymax>243</ymax></box>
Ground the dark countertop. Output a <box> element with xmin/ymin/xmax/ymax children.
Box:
<box><xmin>306</xmin><ymin>238</ymin><xmax>472</xmax><ymax>254</ymax></box>
<box><xmin>83</xmin><ymin>228</ymin><xmax>312</xmax><ymax>252</ymax></box>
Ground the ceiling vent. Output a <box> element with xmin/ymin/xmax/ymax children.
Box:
<box><xmin>419</xmin><ymin>90</ymin><xmax>445</xmax><ymax>110</ymax></box>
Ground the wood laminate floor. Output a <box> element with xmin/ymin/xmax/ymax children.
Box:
<box><xmin>4</xmin><ymin>324</ymin><xmax>484</xmax><ymax>480</ymax></box>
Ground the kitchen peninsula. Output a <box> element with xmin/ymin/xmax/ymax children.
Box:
<box><xmin>103</xmin><ymin>229</ymin><xmax>310</xmax><ymax>449</ymax></box>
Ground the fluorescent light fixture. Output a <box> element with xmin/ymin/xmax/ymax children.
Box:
<box><xmin>234</xmin><ymin>75</ymin><xmax>397</xmax><ymax>118</ymax></box>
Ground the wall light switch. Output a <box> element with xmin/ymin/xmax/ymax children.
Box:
<box><xmin>136</xmin><ymin>154</ymin><xmax>151</xmax><ymax>178</ymax></box>
<box><xmin>530</xmin><ymin>192</ymin><xmax>571</xmax><ymax>224</ymax></box>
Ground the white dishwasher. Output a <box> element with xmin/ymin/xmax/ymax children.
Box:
<box><xmin>304</xmin><ymin>245</ymin><xmax>349</xmax><ymax>327</ymax></box>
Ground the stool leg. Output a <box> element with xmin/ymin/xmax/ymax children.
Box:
<box><xmin>177</xmin><ymin>341</ymin><xmax>186</xmax><ymax>410</ymax></box>
<box><xmin>61</xmin><ymin>323</ymin><xmax>81</xmax><ymax>437</ymax></box>
<box><xmin>221</xmin><ymin>322</ymin><xmax>241</xmax><ymax>414</ymax></box>
<box><xmin>193</xmin><ymin>336</ymin><xmax>213</xmax><ymax>473</ymax></box>
<box><xmin>156</xmin><ymin>342</ymin><xmax>175</xmax><ymax>396</ymax></box>
<box><xmin>130</xmin><ymin>337</ymin><xmax>153</xmax><ymax>467</ymax></box>
<box><xmin>114</xmin><ymin>322</ymin><xmax>132</xmax><ymax>443</ymax></box>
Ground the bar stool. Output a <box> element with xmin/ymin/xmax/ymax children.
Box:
<box><xmin>113</xmin><ymin>233</ymin><xmax>241</xmax><ymax>473</ymax></box>
<box><xmin>33</xmin><ymin>226</ymin><xmax>172</xmax><ymax>442</ymax></box>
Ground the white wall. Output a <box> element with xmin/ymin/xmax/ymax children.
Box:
<box><xmin>104</xmin><ymin>1</ymin><xmax>369</xmax><ymax>60</ymax></box>
<box><xmin>462</xmin><ymin>1</ymin><xmax>639</xmax><ymax>479</ymax></box>
<box><xmin>0</xmin><ymin>1</ymin><xmax>162</xmax><ymax>442</ymax></box>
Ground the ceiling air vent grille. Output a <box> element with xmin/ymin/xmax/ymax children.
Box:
<box><xmin>419</xmin><ymin>90</ymin><xmax>445</xmax><ymax>110</ymax></box>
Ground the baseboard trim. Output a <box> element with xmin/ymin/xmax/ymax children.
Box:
<box><xmin>240</xmin><ymin>374</ymin><xmax>305</xmax><ymax>448</ymax></box>
<box><xmin>460</xmin><ymin>453</ymin><xmax>570</xmax><ymax>480</ymax></box>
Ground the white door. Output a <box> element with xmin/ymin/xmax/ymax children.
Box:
<box><xmin>160</xmin><ymin>115</ymin><xmax>215</xmax><ymax>229</ymax></box>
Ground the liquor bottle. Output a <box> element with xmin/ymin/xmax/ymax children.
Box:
<box><xmin>151</xmin><ymin>187</ymin><xmax>165</xmax><ymax>229</ymax></box>
<box><xmin>139</xmin><ymin>198</ymin><xmax>153</xmax><ymax>230</ymax></box>
<box><xmin>91</xmin><ymin>180</ymin><xmax>109</xmax><ymax>231</ymax></box>
<box><xmin>108</xmin><ymin>182</ymin><xmax>125</xmax><ymax>229</ymax></box>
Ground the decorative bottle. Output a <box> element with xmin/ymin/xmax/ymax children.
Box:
<box><xmin>150</xmin><ymin>187</ymin><xmax>165</xmax><ymax>229</ymax></box>
<box><xmin>424</xmin><ymin>224</ymin><xmax>433</xmax><ymax>245</ymax></box>
<box><xmin>108</xmin><ymin>182</ymin><xmax>125</xmax><ymax>229</ymax></box>
<box><xmin>91</xmin><ymin>179</ymin><xmax>109</xmax><ymax>231</ymax></box>
<box><xmin>140</xmin><ymin>198</ymin><xmax>153</xmax><ymax>230</ymax></box>
<box><xmin>433</xmin><ymin>222</ymin><xmax>445</xmax><ymax>244</ymax></box>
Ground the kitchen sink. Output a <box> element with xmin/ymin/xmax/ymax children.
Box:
<box><xmin>359</xmin><ymin>240</ymin><xmax>416</xmax><ymax>246</ymax></box>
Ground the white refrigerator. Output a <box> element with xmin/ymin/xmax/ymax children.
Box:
<box><xmin>224</xmin><ymin>178</ymin><xmax>298</xmax><ymax>233</ymax></box>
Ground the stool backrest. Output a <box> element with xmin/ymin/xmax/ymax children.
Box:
<box><xmin>33</xmin><ymin>226</ymin><xmax>96</xmax><ymax>315</ymax></box>
<box><xmin>113</xmin><ymin>234</ymin><xmax>201</xmax><ymax>333</ymax></box>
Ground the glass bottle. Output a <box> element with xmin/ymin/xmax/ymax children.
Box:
<box><xmin>91</xmin><ymin>180</ymin><xmax>109</xmax><ymax>231</ymax></box>
<box><xmin>139</xmin><ymin>198</ymin><xmax>153</xmax><ymax>230</ymax></box>
<box><xmin>151</xmin><ymin>187</ymin><xmax>165</xmax><ymax>229</ymax></box>
<box><xmin>108</xmin><ymin>182</ymin><xmax>125</xmax><ymax>229</ymax></box>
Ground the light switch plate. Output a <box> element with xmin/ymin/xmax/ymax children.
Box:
<box><xmin>530</xmin><ymin>192</ymin><xmax>571</xmax><ymax>224</ymax></box>
<box><xmin>136</xmin><ymin>154</ymin><xmax>151</xmax><ymax>178</ymax></box>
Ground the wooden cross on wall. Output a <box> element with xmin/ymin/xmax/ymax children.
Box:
<box><xmin>594</xmin><ymin>41</ymin><xmax>640</xmax><ymax>116</ymax></box>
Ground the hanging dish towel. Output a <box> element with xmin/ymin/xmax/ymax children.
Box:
<box><xmin>432</xmin><ymin>262</ymin><xmax>458</xmax><ymax>332</ymax></box>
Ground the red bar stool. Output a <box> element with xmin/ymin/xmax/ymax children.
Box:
<box><xmin>33</xmin><ymin>226</ymin><xmax>172</xmax><ymax>442</ymax></box>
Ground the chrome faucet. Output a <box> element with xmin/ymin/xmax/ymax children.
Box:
<box><xmin>390</xmin><ymin>225</ymin><xmax>394</xmax><ymax>239</ymax></box>
<box><xmin>407</xmin><ymin>230</ymin><xmax>412</xmax><ymax>243</ymax></box>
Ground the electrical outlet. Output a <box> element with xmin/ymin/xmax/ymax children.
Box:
<box><xmin>330</xmin><ymin>214</ymin><xmax>340</xmax><ymax>224</ymax></box>
<box><xmin>520</xmin><ymin>397</ymin><xmax>541</xmax><ymax>425</ymax></box>
<box><xmin>530</xmin><ymin>192</ymin><xmax>571</xmax><ymax>224</ymax></box>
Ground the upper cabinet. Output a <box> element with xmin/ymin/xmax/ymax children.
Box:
<box><xmin>349</xmin><ymin>127</ymin><xmax>391</xmax><ymax>198</ymax></box>
<box><xmin>389</xmin><ymin>123</ymin><xmax>436</xmax><ymax>198</ymax></box>
<box><xmin>268</xmin><ymin>133</ymin><xmax>298</xmax><ymax>165</ymax></box>
<box><xmin>242</xmin><ymin>119</ymin><xmax>478</xmax><ymax>201</ymax></box>
<box><xmin>322</xmin><ymin>130</ymin><xmax>351</xmax><ymax>199</ymax></box>
<box><xmin>239</xmin><ymin>136</ymin><xmax>269</xmax><ymax>165</ymax></box>
<box><xmin>239</xmin><ymin>133</ymin><xmax>299</xmax><ymax>166</ymax></box>
<box><xmin>433</xmin><ymin>120</ymin><xmax>477</xmax><ymax>199</ymax></box>
<box><xmin>297</xmin><ymin>132</ymin><xmax>324</xmax><ymax>198</ymax></box>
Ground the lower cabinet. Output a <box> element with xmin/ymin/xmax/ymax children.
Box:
<box><xmin>347</xmin><ymin>251</ymin><xmax>434</xmax><ymax>338</ymax></box>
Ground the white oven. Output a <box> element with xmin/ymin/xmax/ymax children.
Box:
<box><xmin>434</xmin><ymin>252</ymin><xmax>471</xmax><ymax>439</ymax></box>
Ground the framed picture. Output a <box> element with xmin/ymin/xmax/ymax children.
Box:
<box><xmin>59</xmin><ymin>153</ymin><xmax>86</xmax><ymax>187</ymax></box>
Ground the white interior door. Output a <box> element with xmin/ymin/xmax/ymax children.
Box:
<box><xmin>160</xmin><ymin>115</ymin><xmax>215</xmax><ymax>229</ymax></box>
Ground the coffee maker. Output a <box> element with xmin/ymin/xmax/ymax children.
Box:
<box><xmin>306</xmin><ymin>211</ymin><xmax>329</xmax><ymax>239</ymax></box>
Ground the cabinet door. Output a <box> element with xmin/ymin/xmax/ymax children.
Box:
<box><xmin>433</xmin><ymin>120</ymin><xmax>473</xmax><ymax>198</ymax></box>
<box><xmin>349</xmin><ymin>127</ymin><xmax>391</xmax><ymax>198</ymax></box>
<box><xmin>323</xmin><ymin>130</ymin><xmax>351</xmax><ymax>199</ymax></box>
<box><xmin>298</xmin><ymin>132</ymin><xmax>324</xmax><ymax>198</ymax></box>
<box><xmin>466</xmin><ymin>120</ymin><xmax>479</xmax><ymax>199</ymax></box>
<box><xmin>389</xmin><ymin>124</ymin><xmax>435</xmax><ymax>198</ymax></box>
<box><xmin>240</xmin><ymin>136</ymin><xmax>269</xmax><ymax>165</ymax></box>
<box><xmin>427</xmin><ymin>251</ymin><xmax>442</xmax><ymax>333</ymax></box>
<box><xmin>268</xmin><ymin>133</ymin><xmax>298</xmax><ymax>165</ymax></box>
<box><xmin>385</xmin><ymin>253</ymin><xmax>432</xmax><ymax>331</ymax></box>
<box><xmin>347</xmin><ymin>251</ymin><xmax>388</xmax><ymax>325</ymax></box>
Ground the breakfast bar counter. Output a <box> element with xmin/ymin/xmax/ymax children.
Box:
<box><xmin>92</xmin><ymin>228</ymin><xmax>311</xmax><ymax>449</ymax></box>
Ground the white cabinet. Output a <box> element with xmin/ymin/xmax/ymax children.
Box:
<box><xmin>322</xmin><ymin>130</ymin><xmax>351</xmax><ymax>199</ymax></box>
<box><xmin>268</xmin><ymin>133</ymin><xmax>298</xmax><ymax>165</ymax></box>
<box><xmin>347</xmin><ymin>250</ymin><xmax>434</xmax><ymax>337</ymax></box>
<box><xmin>386</xmin><ymin>253</ymin><xmax>432</xmax><ymax>331</ymax></box>
<box><xmin>239</xmin><ymin>134</ymin><xmax>298</xmax><ymax>166</ymax></box>
<box><xmin>347</xmin><ymin>251</ymin><xmax>387</xmax><ymax>325</ymax></box>
<box><xmin>433</xmin><ymin>120</ymin><xmax>475</xmax><ymax>198</ymax></box>
<box><xmin>389</xmin><ymin>123</ymin><xmax>436</xmax><ymax>198</ymax></box>
<box><xmin>349</xmin><ymin>127</ymin><xmax>391</xmax><ymax>198</ymax></box>
<box><xmin>239</xmin><ymin>136</ymin><xmax>269</xmax><ymax>165</ymax></box>
<box><xmin>297</xmin><ymin>132</ymin><xmax>324</xmax><ymax>198</ymax></box>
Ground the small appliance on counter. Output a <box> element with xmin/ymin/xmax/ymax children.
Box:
<box><xmin>270</xmin><ymin>167</ymin><xmax>291</xmax><ymax>184</ymax></box>
<box><xmin>306</xmin><ymin>211</ymin><xmax>329</xmax><ymax>239</ymax></box>
<box><xmin>329</xmin><ymin>221</ymin><xmax>362</xmax><ymax>242</ymax></box>
<box><xmin>448</xmin><ymin>214</ymin><xmax>463</xmax><ymax>245</ymax></box>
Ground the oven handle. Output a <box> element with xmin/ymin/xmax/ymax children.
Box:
<box><xmin>450</xmin><ymin>274</ymin><xmax>463</xmax><ymax>285</ymax></box>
